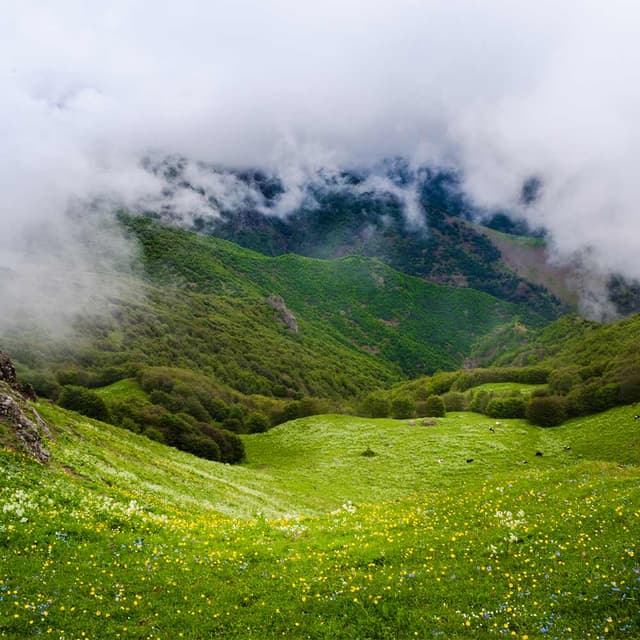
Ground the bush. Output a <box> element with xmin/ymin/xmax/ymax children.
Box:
<box><xmin>361</xmin><ymin>392</ymin><xmax>390</xmax><ymax>418</ymax></box>
<box><xmin>22</xmin><ymin>371</ymin><xmax>61</xmax><ymax>401</ymax></box>
<box><xmin>204</xmin><ymin>398</ymin><xmax>229</xmax><ymax>421</ymax></box>
<box><xmin>209</xmin><ymin>428</ymin><xmax>245</xmax><ymax>463</ymax></box>
<box><xmin>143</xmin><ymin>426</ymin><xmax>165</xmax><ymax>443</ymax></box>
<box><xmin>429</xmin><ymin>372</ymin><xmax>459</xmax><ymax>395</ymax></box>
<box><xmin>222</xmin><ymin>417</ymin><xmax>243</xmax><ymax>433</ymax></box>
<box><xmin>391</xmin><ymin>397</ymin><xmax>415</xmax><ymax>419</ymax></box>
<box><xmin>138</xmin><ymin>369</ymin><xmax>174</xmax><ymax>394</ymax></box>
<box><xmin>56</xmin><ymin>368</ymin><xmax>91</xmax><ymax>388</ymax></box>
<box><xmin>486</xmin><ymin>396</ymin><xmax>527</xmax><ymax>419</ymax></box>
<box><xmin>149</xmin><ymin>389</ymin><xmax>176</xmax><ymax>411</ymax></box>
<box><xmin>469</xmin><ymin>390</ymin><xmax>490</xmax><ymax>414</ymax></box>
<box><xmin>442</xmin><ymin>391</ymin><xmax>467</xmax><ymax>412</ymax></box>
<box><xmin>423</xmin><ymin>395</ymin><xmax>446</xmax><ymax>418</ymax></box>
<box><xmin>548</xmin><ymin>368</ymin><xmax>580</xmax><ymax>395</ymax></box>
<box><xmin>526</xmin><ymin>396</ymin><xmax>566</xmax><ymax>427</ymax></box>
<box><xmin>180</xmin><ymin>433</ymin><xmax>221</xmax><ymax>461</ymax></box>
<box><xmin>618</xmin><ymin>374</ymin><xmax>640</xmax><ymax>404</ymax></box>
<box><xmin>566</xmin><ymin>381</ymin><xmax>620</xmax><ymax>416</ymax></box>
<box><xmin>58</xmin><ymin>386</ymin><xmax>111</xmax><ymax>422</ymax></box>
<box><xmin>245</xmin><ymin>411</ymin><xmax>270</xmax><ymax>433</ymax></box>
<box><xmin>452</xmin><ymin>367</ymin><xmax>550</xmax><ymax>391</ymax></box>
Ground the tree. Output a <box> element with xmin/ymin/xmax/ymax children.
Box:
<box><xmin>442</xmin><ymin>391</ymin><xmax>467</xmax><ymax>411</ymax></box>
<box><xmin>486</xmin><ymin>396</ymin><xmax>526</xmax><ymax>419</ymax></box>
<box><xmin>391</xmin><ymin>397</ymin><xmax>415</xmax><ymax>419</ymax></box>
<box><xmin>58</xmin><ymin>385</ymin><xmax>110</xmax><ymax>422</ymax></box>
<box><xmin>423</xmin><ymin>395</ymin><xmax>446</xmax><ymax>418</ymax></box>
<box><xmin>361</xmin><ymin>392</ymin><xmax>390</xmax><ymax>418</ymax></box>
<box><xmin>526</xmin><ymin>396</ymin><xmax>566</xmax><ymax>427</ymax></box>
<box><xmin>245</xmin><ymin>411</ymin><xmax>270</xmax><ymax>433</ymax></box>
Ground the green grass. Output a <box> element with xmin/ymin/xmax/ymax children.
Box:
<box><xmin>1</xmin><ymin>404</ymin><xmax>639</xmax><ymax>638</ymax></box>
<box><xmin>469</xmin><ymin>382</ymin><xmax>543</xmax><ymax>396</ymax></box>
<box><xmin>93</xmin><ymin>379</ymin><xmax>148</xmax><ymax>402</ymax></box>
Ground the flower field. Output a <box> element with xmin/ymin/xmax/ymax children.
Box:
<box><xmin>1</xmin><ymin>404</ymin><xmax>639</xmax><ymax>639</ymax></box>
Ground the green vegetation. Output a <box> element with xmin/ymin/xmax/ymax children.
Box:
<box><xmin>2</xmin><ymin>215</ymin><xmax>547</xmax><ymax>457</ymax></box>
<box><xmin>479</xmin><ymin>313</ymin><xmax>640</xmax><ymax>423</ymax></box>
<box><xmin>210</xmin><ymin>184</ymin><xmax>566</xmax><ymax>318</ymax></box>
<box><xmin>423</xmin><ymin>394</ymin><xmax>446</xmax><ymax>417</ymax></box>
<box><xmin>1</xmin><ymin>403</ymin><xmax>639</xmax><ymax>638</ymax></box>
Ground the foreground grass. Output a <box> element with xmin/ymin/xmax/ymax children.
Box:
<box><xmin>1</xmin><ymin>405</ymin><xmax>640</xmax><ymax>638</ymax></box>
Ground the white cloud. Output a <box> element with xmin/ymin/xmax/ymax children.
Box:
<box><xmin>2</xmin><ymin>0</ymin><xmax>640</xmax><ymax>327</ymax></box>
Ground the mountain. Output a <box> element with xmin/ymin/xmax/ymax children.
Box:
<box><xmin>6</xmin><ymin>215</ymin><xmax>543</xmax><ymax>398</ymax></box>
<box><xmin>143</xmin><ymin>157</ymin><xmax>568</xmax><ymax>319</ymax></box>
<box><xmin>0</xmin><ymin>215</ymin><xmax>548</xmax><ymax>455</ymax></box>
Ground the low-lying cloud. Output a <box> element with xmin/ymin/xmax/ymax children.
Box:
<box><xmin>2</xmin><ymin>0</ymin><xmax>640</xmax><ymax>328</ymax></box>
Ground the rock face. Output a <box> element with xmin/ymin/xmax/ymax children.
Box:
<box><xmin>0</xmin><ymin>351</ymin><xmax>17</xmax><ymax>385</ymax></box>
<box><xmin>267</xmin><ymin>294</ymin><xmax>299</xmax><ymax>333</ymax></box>
<box><xmin>0</xmin><ymin>350</ymin><xmax>51</xmax><ymax>463</ymax></box>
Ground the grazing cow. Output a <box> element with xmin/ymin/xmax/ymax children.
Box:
<box><xmin>535</xmin><ymin>451</ymin><xmax>543</xmax><ymax>457</ymax></box>
<box><xmin>466</xmin><ymin>458</ymin><xmax>474</xmax><ymax>463</ymax></box>
<box><xmin>489</xmin><ymin>426</ymin><xmax>495</xmax><ymax>433</ymax></box>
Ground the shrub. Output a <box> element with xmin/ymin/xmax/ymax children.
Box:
<box><xmin>158</xmin><ymin>412</ymin><xmax>194</xmax><ymax>446</ymax></box>
<box><xmin>179</xmin><ymin>433</ymin><xmax>221</xmax><ymax>461</ymax></box>
<box><xmin>181</xmin><ymin>396</ymin><xmax>210</xmax><ymax>422</ymax></box>
<box><xmin>210</xmin><ymin>429</ymin><xmax>245</xmax><ymax>463</ymax></box>
<box><xmin>442</xmin><ymin>391</ymin><xmax>467</xmax><ymax>412</ymax></box>
<box><xmin>204</xmin><ymin>398</ymin><xmax>229</xmax><ymax>421</ymax></box>
<box><xmin>469</xmin><ymin>390</ymin><xmax>490</xmax><ymax>414</ymax></box>
<box><xmin>486</xmin><ymin>396</ymin><xmax>526</xmax><ymax>419</ymax></box>
<box><xmin>391</xmin><ymin>397</ymin><xmax>415</xmax><ymax>419</ymax></box>
<box><xmin>548</xmin><ymin>368</ymin><xmax>580</xmax><ymax>395</ymax></box>
<box><xmin>566</xmin><ymin>381</ymin><xmax>620</xmax><ymax>416</ymax></box>
<box><xmin>222</xmin><ymin>417</ymin><xmax>243</xmax><ymax>433</ymax></box>
<box><xmin>361</xmin><ymin>392</ymin><xmax>390</xmax><ymax>418</ymax></box>
<box><xmin>423</xmin><ymin>395</ymin><xmax>446</xmax><ymax>418</ymax></box>
<box><xmin>272</xmin><ymin>401</ymin><xmax>301</xmax><ymax>425</ymax></box>
<box><xmin>618</xmin><ymin>374</ymin><xmax>640</xmax><ymax>404</ymax></box>
<box><xmin>56</xmin><ymin>368</ymin><xmax>91</xmax><ymax>387</ymax></box>
<box><xmin>526</xmin><ymin>396</ymin><xmax>566</xmax><ymax>427</ymax></box>
<box><xmin>429</xmin><ymin>371</ymin><xmax>459</xmax><ymax>395</ymax></box>
<box><xmin>58</xmin><ymin>386</ymin><xmax>111</xmax><ymax>422</ymax></box>
<box><xmin>245</xmin><ymin>411</ymin><xmax>270</xmax><ymax>433</ymax></box>
<box><xmin>143</xmin><ymin>426</ymin><xmax>165</xmax><ymax>443</ymax></box>
<box><xmin>149</xmin><ymin>389</ymin><xmax>176</xmax><ymax>410</ymax></box>
<box><xmin>23</xmin><ymin>371</ymin><xmax>61</xmax><ymax>400</ymax></box>
<box><xmin>138</xmin><ymin>369</ymin><xmax>175</xmax><ymax>394</ymax></box>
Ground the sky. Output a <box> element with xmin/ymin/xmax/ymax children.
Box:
<box><xmin>2</xmin><ymin>0</ymin><xmax>640</xmax><ymax>328</ymax></box>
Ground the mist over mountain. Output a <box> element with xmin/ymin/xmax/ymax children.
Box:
<box><xmin>131</xmin><ymin>156</ymin><xmax>564</xmax><ymax>318</ymax></box>
<box><xmin>3</xmin><ymin>1</ymin><xmax>640</xmax><ymax>331</ymax></box>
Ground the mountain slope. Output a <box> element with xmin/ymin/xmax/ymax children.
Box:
<box><xmin>2</xmin><ymin>402</ymin><xmax>639</xmax><ymax>638</ymax></box>
<box><xmin>6</xmin><ymin>216</ymin><xmax>545</xmax><ymax>403</ymax></box>
<box><xmin>208</xmin><ymin>194</ymin><xmax>567</xmax><ymax>319</ymax></box>
<box><xmin>145</xmin><ymin>158</ymin><xmax>567</xmax><ymax>319</ymax></box>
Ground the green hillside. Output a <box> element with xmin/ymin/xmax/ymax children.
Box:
<box><xmin>477</xmin><ymin>225</ymin><xmax>578</xmax><ymax>308</ymax></box>
<box><xmin>7</xmin><ymin>215</ymin><xmax>543</xmax><ymax>404</ymax></box>
<box><xmin>2</xmin><ymin>403</ymin><xmax>639</xmax><ymax>638</ymax></box>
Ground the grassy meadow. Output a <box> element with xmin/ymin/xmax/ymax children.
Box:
<box><xmin>1</xmin><ymin>404</ymin><xmax>640</xmax><ymax>639</ymax></box>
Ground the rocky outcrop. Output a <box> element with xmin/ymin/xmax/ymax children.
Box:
<box><xmin>267</xmin><ymin>294</ymin><xmax>299</xmax><ymax>333</ymax></box>
<box><xmin>0</xmin><ymin>351</ymin><xmax>17</xmax><ymax>385</ymax></box>
<box><xmin>0</xmin><ymin>350</ymin><xmax>51</xmax><ymax>463</ymax></box>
